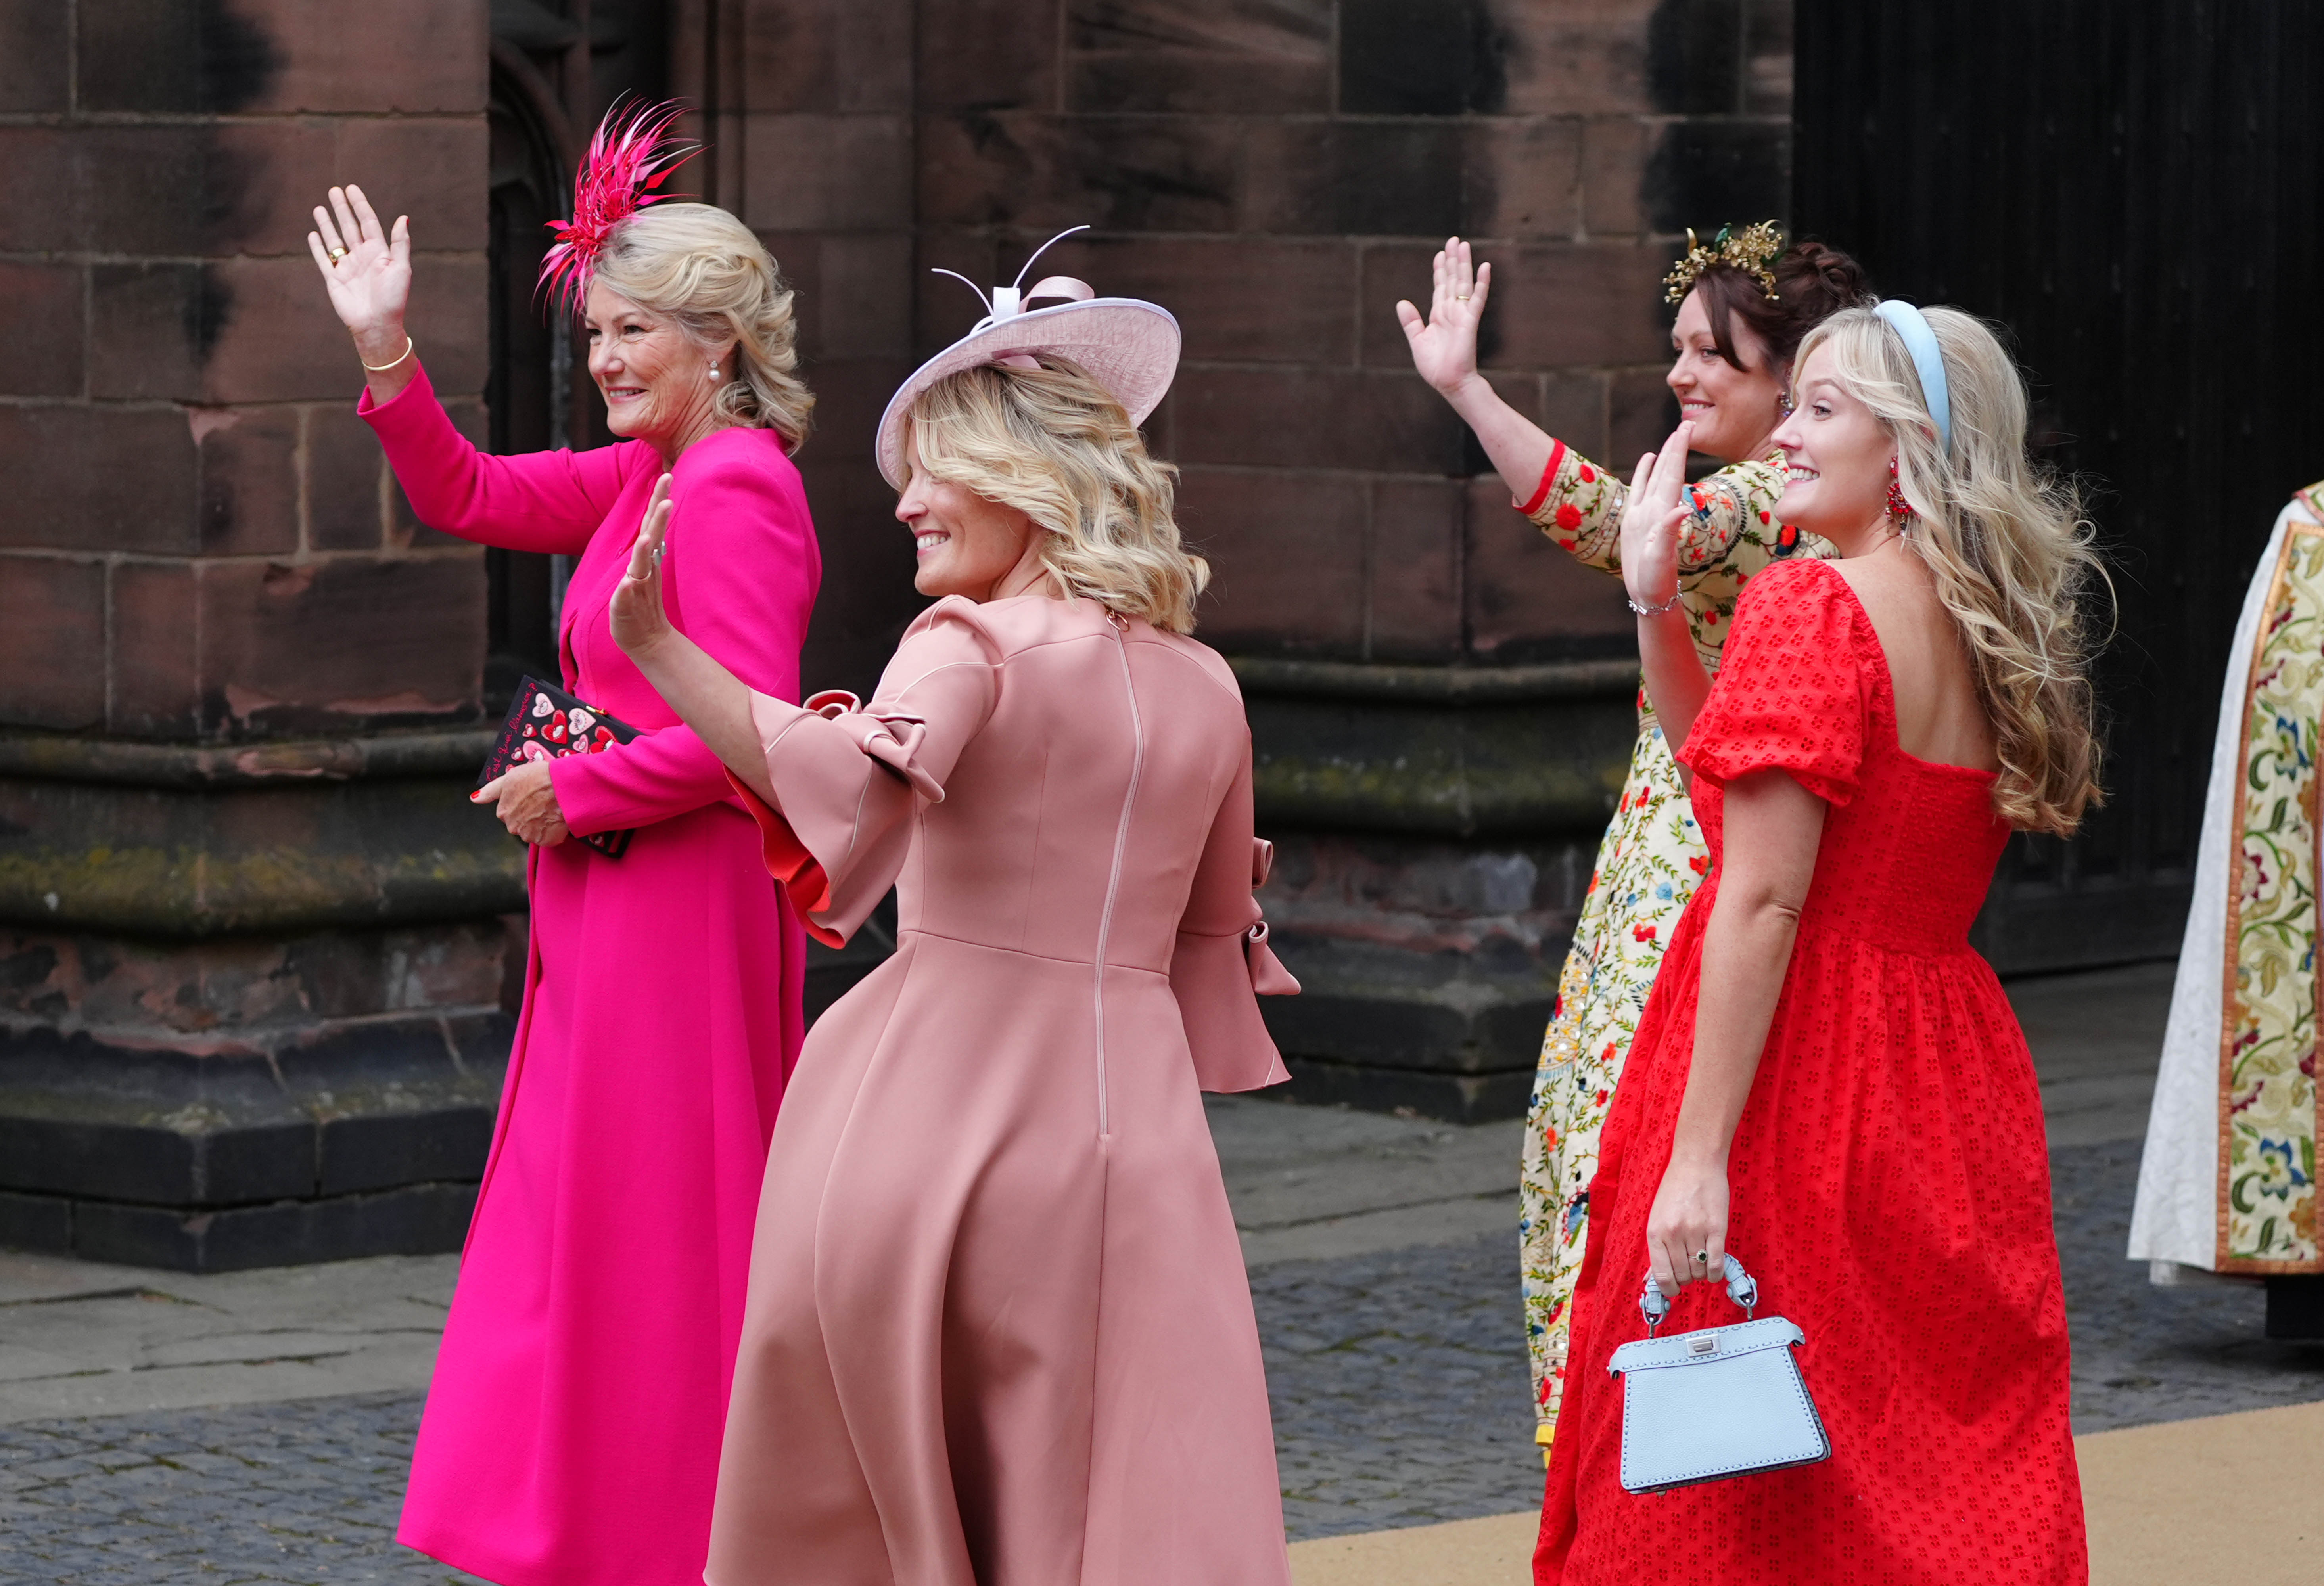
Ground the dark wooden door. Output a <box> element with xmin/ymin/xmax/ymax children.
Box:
<box><xmin>485</xmin><ymin>58</ymin><xmax>570</xmax><ymax>701</ymax></box>
<box><xmin>481</xmin><ymin>1</ymin><xmax>672</xmax><ymax>708</ymax></box>
<box><xmin>1792</xmin><ymin>0</ymin><xmax>2324</xmax><ymax>973</ymax></box>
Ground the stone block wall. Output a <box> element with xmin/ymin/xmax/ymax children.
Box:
<box><xmin>0</xmin><ymin>0</ymin><xmax>1804</xmax><ymax>1275</ymax></box>
<box><xmin>0</xmin><ymin>1</ymin><xmax>519</xmax><ymax>1270</ymax></box>
<box><xmin>0</xmin><ymin>0</ymin><xmax>492</xmax><ymax>742</ymax></box>
<box><xmin>671</xmin><ymin>0</ymin><xmax>924</xmax><ymax>697</ymax></box>
<box><xmin>668</xmin><ymin>0</ymin><xmax>1793</xmax><ymax>698</ymax></box>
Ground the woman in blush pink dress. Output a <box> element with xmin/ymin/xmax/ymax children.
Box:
<box><xmin>305</xmin><ymin>105</ymin><xmax>819</xmax><ymax>1586</ymax></box>
<box><xmin>610</xmin><ymin>261</ymin><xmax>1299</xmax><ymax>1586</ymax></box>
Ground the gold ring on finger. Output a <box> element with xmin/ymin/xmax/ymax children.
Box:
<box><xmin>328</xmin><ymin>246</ymin><xmax>348</xmax><ymax>262</ymax></box>
<box><xmin>1455</xmin><ymin>293</ymin><xmax>1471</xmax><ymax>301</ymax></box>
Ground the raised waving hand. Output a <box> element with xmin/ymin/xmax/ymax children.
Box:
<box><xmin>610</xmin><ymin>475</ymin><xmax>776</xmax><ymax>805</ymax></box>
<box><xmin>307</xmin><ymin>184</ymin><xmax>418</xmax><ymax>397</ymax></box>
<box><xmin>1619</xmin><ymin>421</ymin><xmax>1696</xmax><ymax>614</ymax></box>
<box><xmin>1620</xmin><ymin>421</ymin><xmax>1723</xmax><ymax>762</ymax></box>
<box><xmin>610</xmin><ymin>476</ymin><xmax>678</xmax><ymax>659</ymax></box>
<box><xmin>1395</xmin><ymin>236</ymin><xmax>1492</xmax><ymax>398</ymax></box>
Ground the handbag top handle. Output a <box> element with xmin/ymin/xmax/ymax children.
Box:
<box><xmin>1639</xmin><ymin>1254</ymin><xmax>1759</xmax><ymax>1333</ymax></box>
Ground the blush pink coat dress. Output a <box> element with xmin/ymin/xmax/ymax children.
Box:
<box><xmin>360</xmin><ymin>365</ymin><xmax>818</xmax><ymax>1586</ymax></box>
<box><xmin>701</xmin><ymin>593</ymin><xmax>1297</xmax><ymax>1586</ymax></box>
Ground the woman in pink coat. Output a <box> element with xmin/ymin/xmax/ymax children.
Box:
<box><xmin>610</xmin><ymin>262</ymin><xmax>1298</xmax><ymax>1585</ymax></box>
<box><xmin>305</xmin><ymin>112</ymin><xmax>819</xmax><ymax>1586</ymax></box>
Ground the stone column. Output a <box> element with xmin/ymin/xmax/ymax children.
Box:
<box><xmin>1225</xmin><ymin>0</ymin><xmax>1798</xmax><ymax>1121</ymax></box>
<box><xmin>672</xmin><ymin>0</ymin><xmax>925</xmax><ymax>1009</ymax></box>
<box><xmin>0</xmin><ymin>0</ymin><xmax>519</xmax><ymax>1269</ymax></box>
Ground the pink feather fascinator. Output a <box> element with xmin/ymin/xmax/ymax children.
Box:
<box><xmin>538</xmin><ymin>98</ymin><xmax>700</xmax><ymax>317</ymax></box>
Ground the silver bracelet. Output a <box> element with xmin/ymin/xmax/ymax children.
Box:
<box><xmin>1626</xmin><ymin>590</ymin><xmax>1684</xmax><ymax>617</ymax></box>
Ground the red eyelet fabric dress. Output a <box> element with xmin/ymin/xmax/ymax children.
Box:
<box><xmin>1536</xmin><ymin>560</ymin><xmax>2087</xmax><ymax>1584</ymax></box>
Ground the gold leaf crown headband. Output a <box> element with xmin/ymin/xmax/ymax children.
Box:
<box><xmin>1662</xmin><ymin>220</ymin><xmax>1784</xmax><ymax>305</ymax></box>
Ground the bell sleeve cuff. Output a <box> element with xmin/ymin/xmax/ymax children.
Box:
<box><xmin>1170</xmin><ymin>923</ymin><xmax>1297</xmax><ymax>1094</ymax></box>
<box><xmin>1171</xmin><ymin>835</ymin><xmax>1298</xmax><ymax>1093</ymax></box>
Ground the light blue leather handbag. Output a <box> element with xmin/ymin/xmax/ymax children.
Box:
<box><xmin>1607</xmin><ymin>1254</ymin><xmax>1830</xmax><ymax>1494</ymax></box>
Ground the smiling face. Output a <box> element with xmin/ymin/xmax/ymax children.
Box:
<box><xmin>1666</xmin><ymin>287</ymin><xmax>1788</xmax><ymax>463</ymax></box>
<box><xmin>895</xmin><ymin>434</ymin><xmax>1045</xmax><ymax>601</ymax></box>
<box><xmin>1769</xmin><ymin>345</ymin><xmax>1894</xmax><ymax>550</ymax></box>
<box><xmin>584</xmin><ymin>281</ymin><xmax>725</xmax><ymax>456</ymax></box>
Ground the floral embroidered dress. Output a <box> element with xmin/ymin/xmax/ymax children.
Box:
<box><xmin>1515</xmin><ymin>438</ymin><xmax>1832</xmax><ymax>1454</ymax></box>
<box><xmin>2132</xmin><ymin>481</ymin><xmax>2324</xmax><ymax>1278</ymax></box>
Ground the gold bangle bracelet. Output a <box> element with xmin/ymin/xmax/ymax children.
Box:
<box><xmin>360</xmin><ymin>335</ymin><xmax>415</xmax><ymax>373</ymax></box>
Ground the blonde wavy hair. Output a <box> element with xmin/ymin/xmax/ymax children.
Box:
<box><xmin>1792</xmin><ymin>305</ymin><xmax>2107</xmax><ymax>834</ymax></box>
<box><xmin>593</xmin><ymin>203</ymin><xmax>814</xmax><ymax>450</ymax></box>
<box><xmin>905</xmin><ymin>356</ymin><xmax>1207</xmax><ymax>633</ymax></box>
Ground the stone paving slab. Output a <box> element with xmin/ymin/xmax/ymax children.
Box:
<box><xmin>2009</xmin><ymin>962</ymin><xmax>2174</xmax><ymax>1149</ymax></box>
<box><xmin>1209</xmin><ymin>1099</ymin><xmax>1525</xmax><ymax>1268</ymax></box>
<box><xmin>0</xmin><ymin>1254</ymin><xmax>454</xmax><ymax>1428</ymax></box>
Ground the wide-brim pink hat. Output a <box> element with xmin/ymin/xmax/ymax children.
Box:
<box><xmin>875</xmin><ymin>228</ymin><xmax>1181</xmax><ymax>490</ymax></box>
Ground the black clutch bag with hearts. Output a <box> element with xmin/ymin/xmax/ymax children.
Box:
<box><xmin>478</xmin><ymin>677</ymin><xmax>644</xmax><ymax>858</ymax></box>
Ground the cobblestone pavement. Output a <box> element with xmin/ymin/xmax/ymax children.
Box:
<box><xmin>8</xmin><ymin>1143</ymin><xmax>2324</xmax><ymax>1576</ymax></box>
<box><xmin>0</xmin><ymin>1394</ymin><xmax>481</xmax><ymax>1586</ymax></box>
<box><xmin>2056</xmin><ymin>1140</ymin><xmax>2324</xmax><ymax>1433</ymax></box>
<box><xmin>1259</xmin><ymin>1233</ymin><xmax>1541</xmax><ymax>1540</ymax></box>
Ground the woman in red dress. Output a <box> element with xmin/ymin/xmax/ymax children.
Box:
<box><xmin>1538</xmin><ymin>301</ymin><xmax>2105</xmax><ymax>1584</ymax></box>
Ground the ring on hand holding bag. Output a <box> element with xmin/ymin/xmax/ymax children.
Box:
<box><xmin>1606</xmin><ymin>1253</ymin><xmax>1830</xmax><ymax>1493</ymax></box>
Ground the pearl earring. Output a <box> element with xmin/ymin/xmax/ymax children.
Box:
<box><xmin>707</xmin><ymin>364</ymin><xmax>719</xmax><ymax>382</ymax></box>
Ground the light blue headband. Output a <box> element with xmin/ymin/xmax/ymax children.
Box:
<box><xmin>1873</xmin><ymin>299</ymin><xmax>1951</xmax><ymax>454</ymax></box>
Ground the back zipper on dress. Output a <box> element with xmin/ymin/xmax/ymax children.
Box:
<box><xmin>1091</xmin><ymin>611</ymin><xmax>1145</xmax><ymax>1137</ymax></box>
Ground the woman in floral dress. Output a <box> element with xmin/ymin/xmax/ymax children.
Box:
<box><xmin>1398</xmin><ymin>225</ymin><xmax>1870</xmax><ymax>1456</ymax></box>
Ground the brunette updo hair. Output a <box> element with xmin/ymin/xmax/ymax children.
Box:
<box><xmin>1692</xmin><ymin>240</ymin><xmax>1873</xmax><ymax>374</ymax></box>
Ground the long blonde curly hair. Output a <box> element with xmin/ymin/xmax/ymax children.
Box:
<box><xmin>904</xmin><ymin>356</ymin><xmax>1207</xmax><ymax>633</ymax></box>
<box><xmin>593</xmin><ymin>203</ymin><xmax>815</xmax><ymax>450</ymax></box>
<box><xmin>1793</xmin><ymin>305</ymin><xmax>2108</xmax><ymax>835</ymax></box>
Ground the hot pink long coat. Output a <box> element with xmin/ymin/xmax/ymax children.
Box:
<box><xmin>360</xmin><ymin>366</ymin><xmax>818</xmax><ymax>1586</ymax></box>
<box><xmin>702</xmin><ymin>594</ymin><xmax>1296</xmax><ymax>1586</ymax></box>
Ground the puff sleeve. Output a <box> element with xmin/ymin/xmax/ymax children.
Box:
<box><xmin>726</xmin><ymin>598</ymin><xmax>1000</xmax><ymax>947</ymax></box>
<box><xmin>1677</xmin><ymin>560</ymin><xmax>1870</xmax><ymax>807</ymax></box>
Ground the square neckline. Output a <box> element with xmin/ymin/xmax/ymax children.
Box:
<box><xmin>1800</xmin><ymin>559</ymin><xmax>2000</xmax><ymax>783</ymax></box>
